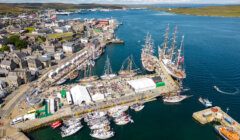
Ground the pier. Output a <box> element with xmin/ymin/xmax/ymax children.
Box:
<box><xmin>193</xmin><ymin>106</ymin><xmax>240</xmax><ymax>135</ymax></box>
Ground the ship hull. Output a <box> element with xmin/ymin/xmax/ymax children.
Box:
<box><xmin>161</xmin><ymin>59</ymin><xmax>186</xmax><ymax>79</ymax></box>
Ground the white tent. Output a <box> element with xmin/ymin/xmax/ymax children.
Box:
<box><xmin>70</xmin><ymin>85</ymin><xmax>92</xmax><ymax>105</ymax></box>
<box><xmin>127</xmin><ymin>78</ymin><xmax>156</xmax><ymax>93</ymax></box>
<box><xmin>91</xmin><ymin>93</ymin><xmax>105</xmax><ymax>102</ymax></box>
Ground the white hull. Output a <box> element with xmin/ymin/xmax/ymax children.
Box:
<box><xmin>100</xmin><ymin>74</ymin><xmax>117</xmax><ymax>80</ymax></box>
<box><xmin>61</xmin><ymin>125</ymin><xmax>83</xmax><ymax>138</ymax></box>
<box><xmin>163</xmin><ymin>95</ymin><xmax>188</xmax><ymax>103</ymax></box>
<box><xmin>161</xmin><ymin>59</ymin><xmax>186</xmax><ymax>79</ymax></box>
<box><xmin>90</xmin><ymin>131</ymin><xmax>114</xmax><ymax>139</ymax></box>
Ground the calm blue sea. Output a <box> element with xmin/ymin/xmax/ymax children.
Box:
<box><xmin>28</xmin><ymin>8</ymin><xmax>240</xmax><ymax>140</ymax></box>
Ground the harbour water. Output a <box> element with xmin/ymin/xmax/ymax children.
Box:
<box><xmin>28</xmin><ymin>9</ymin><xmax>240</xmax><ymax>140</ymax></box>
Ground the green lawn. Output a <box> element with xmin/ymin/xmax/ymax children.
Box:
<box><xmin>151</xmin><ymin>5</ymin><xmax>240</xmax><ymax>17</ymax></box>
<box><xmin>47</xmin><ymin>32</ymin><xmax>73</xmax><ymax>39</ymax></box>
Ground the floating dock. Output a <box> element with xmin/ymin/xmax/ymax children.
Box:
<box><xmin>193</xmin><ymin>106</ymin><xmax>240</xmax><ymax>135</ymax></box>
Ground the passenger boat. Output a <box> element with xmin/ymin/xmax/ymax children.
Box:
<box><xmin>101</xmin><ymin>55</ymin><xmax>117</xmax><ymax>80</ymax></box>
<box><xmin>108</xmin><ymin>106</ymin><xmax>129</xmax><ymax>118</ymax></box>
<box><xmin>69</xmin><ymin>70</ymin><xmax>79</xmax><ymax>80</ymax></box>
<box><xmin>163</xmin><ymin>95</ymin><xmax>188</xmax><ymax>103</ymax></box>
<box><xmin>118</xmin><ymin>55</ymin><xmax>139</xmax><ymax>78</ymax></box>
<box><xmin>51</xmin><ymin>120</ymin><xmax>62</xmax><ymax>129</ymax></box>
<box><xmin>56</xmin><ymin>77</ymin><xmax>68</xmax><ymax>85</ymax></box>
<box><xmin>130</xmin><ymin>103</ymin><xmax>144</xmax><ymax>112</ymax></box>
<box><xmin>199</xmin><ymin>97</ymin><xmax>212</xmax><ymax>107</ymax></box>
<box><xmin>90</xmin><ymin>129</ymin><xmax>114</xmax><ymax>139</ymax></box>
<box><xmin>214</xmin><ymin>125</ymin><xmax>239</xmax><ymax>140</ymax></box>
<box><xmin>158</xmin><ymin>25</ymin><xmax>186</xmax><ymax>79</ymax></box>
<box><xmin>84</xmin><ymin>111</ymin><xmax>107</xmax><ymax>122</ymax></box>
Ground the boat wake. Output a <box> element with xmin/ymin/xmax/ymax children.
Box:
<box><xmin>213</xmin><ymin>86</ymin><xmax>239</xmax><ymax>95</ymax></box>
<box><xmin>182</xmin><ymin>88</ymin><xmax>190</xmax><ymax>92</ymax></box>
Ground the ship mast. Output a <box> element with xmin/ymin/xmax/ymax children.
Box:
<box><xmin>170</xmin><ymin>26</ymin><xmax>178</xmax><ymax>62</ymax></box>
<box><xmin>177</xmin><ymin>35</ymin><xmax>184</xmax><ymax>69</ymax></box>
<box><xmin>161</xmin><ymin>24</ymin><xmax>170</xmax><ymax>59</ymax></box>
<box><xmin>103</xmin><ymin>55</ymin><xmax>113</xmax><ymax>75</ymax></box>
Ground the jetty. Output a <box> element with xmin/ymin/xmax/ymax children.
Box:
<box><xmin>193</xmin><ymin>106</ymin><xmax>240</xmax><ymax>135</ymax></box>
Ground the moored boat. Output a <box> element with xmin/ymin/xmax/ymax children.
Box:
<box><xmin>51</xmin><ymin>120</ymin><xmax>62</xmax><ymax>129</ymax></box>
<box><xmin>214</xmin><ymin>125</ymin><xmax>239</xmax><ymax>140</ymax></box>
<box><xmin>130</xmin><ymin>103</ymin><xmax>144</xmax><ymax>112</ymax></box>
<box><xmin>163</xmin><ymin>95</ymin><xmax>188</xmax><ymax>103</ymax></box>
<box><xmin>101</xmin><ymin>55</ymin><xmax>117</xmax><ymax>80</ymax></box>
<box><xmin>56</xmin><ymin>77</ymin><xmax>68</xmax><ymax>85</ymax></box>
<box><xmin>118</xmin><ymin>55</ymin><xmax>139</xmax><ymax>78</ymax></box>
<box><xmin>69</xmin><ymin>70</ymin><xmax>79</xmax><ymax>80</ymax></box>
<box><xmin>90</xmin><ymin>129</ymin><xmax>114</xmax><ymax>139</ymax></box>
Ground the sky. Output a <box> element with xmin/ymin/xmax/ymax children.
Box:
<box><xmin>0</xmin><ymin>0</ymin><xmax>239</xmax><ymax>4</ymax></box>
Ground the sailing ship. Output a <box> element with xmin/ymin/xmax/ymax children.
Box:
<box><xmin>118</xmin><ymin>55</ymin><xmax>139</xmax><ymax>78</ymax></box>
<box><xmin>56</xmin><ymin>77</ymin><xmax>68</xmax><ymax>85</ymax></box>
<box><xmin>79</xmin><ymin>65</ymin><xmax>99</xmax><ymax>83</ymax></box>
<box><xmin>101</xmin><ymin>55</ymin><xmax>117</xmax><ymax>80</ymax></box>
<box><xmin>158</xmin><ymin>25</ymin><xmax>186</xmax><ymax>79</ymax></box>
<box><xmin>69</xmin><ymin>70</ymin><xmax>79</xmax><ymax>80</ymax></box>
<box><xmin>141</xmin><ymin>33</ymin><xmax>156</xmax><ymax>72</ymax></box>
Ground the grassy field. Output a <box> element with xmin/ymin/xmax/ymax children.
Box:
<box><xmin>151</xmin><ymin>5</ymin><xmax>240</xmax><ymax>17</ymax></box>
<box><xmin>0</xmin><ymin>3</ymin><xmax>126</xmax><ymax>14</ymax></box>
<box><xmin>47</xmin><ymin>32</ymin><xmax>73</xmax><ymax>39</ymax></box>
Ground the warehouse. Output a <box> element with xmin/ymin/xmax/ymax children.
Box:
<box><xmin>127</xmin><ymin>78</ymin><xmax>156</xmax><ymax>93</ymax></box>
<box><xmin>70</xmin><ymin>85</ymin><xmax>92</xmax><ymax>105</ymax></box>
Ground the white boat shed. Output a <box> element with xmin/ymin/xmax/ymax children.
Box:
<box><xmin>70</xmin><ymin>85</ymin><xmax>92</xmax><ymax>105</ymax></box>
<box><xmin>127</xmin><ymin>78</ymin><xmax>156</xmax><ymax>93</ymax></box>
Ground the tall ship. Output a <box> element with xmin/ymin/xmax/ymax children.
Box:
<box><xmin>158</xmin><ymin>25</ymin><xmax>186</xmax><ymax>79</ymax></box>
<box><xmin>118</xmin><ymin>55</ymin><xmax>139</xmax><ymax>78</ymax></box>
<box><xmin>141</xmin><ymin>33</ymin><xmax>156</xmax><ymax>72</ymax></box>
<box><xmin>69</xmin><ymin>70</ymin><xmax>79</xmax><ymax>80</ymax></box>
<box><xmin>101</xmin><ymin>55</ymin><xmax>117</xmax><ymax>80</ymax></box>
<box><xmin>79</xmin><ymin>65</ymin><xmax>99</xmax><ymax>83</ymax></box>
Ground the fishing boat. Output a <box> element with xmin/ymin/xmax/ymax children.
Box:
<box><xmin>163</xmin><ymin>95</ymin><xmax>188</xmax><ymax>103</ymax></box>
<box><xmin>130</xmin><ymin>103</ymin><xmax>144</xmax><ymax>112</ymax></box>
<box><xmin>198</xmin><ymin>97</ymin><xmax>212</xmax><ymax>107</ymax></box>
<box><xmin>101</xmin><ymin>55</ymin><xmax>117</xmax><ymax>80</ymax></box>
<box><xmin>141</xmin><ymin>33</ymin><xmax>156</xmax><ymax>72</ymax></box>
<box><xmin>214</xmin><ymin>125</ymin><xmax>239</xmax><ymax>140</ymax></box>
<box><xmin>79</xmin><ymin>65</ymin><xmax>99</xmax><ymax>83</ymax></box>
<box><xmin>118</xmin><ymin>55</ymin><xmax>139</xmax><ymax>78</ymax></box>
<box><xmin>51</xmin><ymin>120</ymin><xmax>62</xmax><ymax>129</ymax></box>
<box><xmin>56</xmin><ymin>77</ymin><xmax>68</xmax><ymax>85</ymax></box>
<box><xmin>69</xmin><ymin>70</ymin><xmax>79</xmax><ymax>80</ymax></box>
<box><xmin>90</xmin><ymin>129</ymin><xmax>114</xmax><ymax>139</ymax></box>
<box><xmin>158</xmin><ymin>25</ymin><xmax>186</xmax><ymax>79</ymax></box>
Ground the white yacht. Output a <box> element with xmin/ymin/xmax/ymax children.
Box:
<box><xmin>90</xmin><ymin>122</ymin><xmax>110</xmax><ymax>130</ymax></box>
<box><xmin>199</xmin><ymin>97</ymin><xmax>212</xmax><ymax>107</ymax></box>
<box><xmin>61</xmin><ymin>123</ymin><xmax>83</xmax><ymax>138</ymax></box>
<box><xmin>90</xmin><ymin>129</ymin><xmax>114</xmax><ymax>139</ymax></box>
<box><xmin>163</xmin><ymin>95</ymin><xmax>188</xmax><ymax>103</ymax></box>
<box><xmin>114</xmin><ymin>115</ymin><xmax>134</xmax><ymax>125</ymax></box>
<box><xmin>130</xmin><ymin>104</ymin><xmax>144</xmax><ymax>112</ymax></box>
